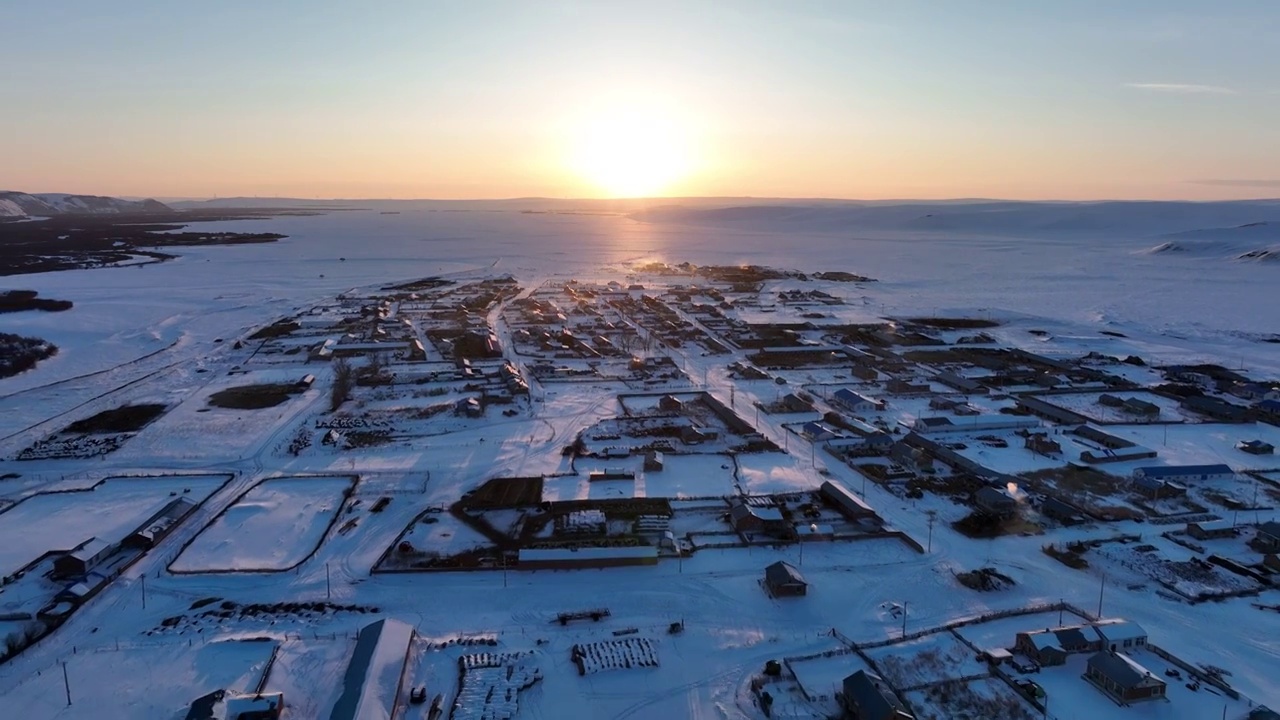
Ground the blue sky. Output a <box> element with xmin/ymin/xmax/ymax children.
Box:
<box><xmin>2</xmin><ymin>1</ymin><xmax>1277</xmax><ymax>199</ymax></box>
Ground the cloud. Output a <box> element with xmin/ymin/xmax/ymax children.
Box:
<box><xmin>1126</xmin><ymin>83</ymin><xmax>1236</xmax><ymax>95</ymax></box>
<box><xmin>1188</xmin><ymin>179</ymin><xmax>1280</xmax><ymax>188</ymax></box>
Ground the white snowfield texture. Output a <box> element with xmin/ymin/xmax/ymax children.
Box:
<box><xmin>0</xmin><ymin>198</ymin><xmax>1276</xmax><ymax>720</ymax></box>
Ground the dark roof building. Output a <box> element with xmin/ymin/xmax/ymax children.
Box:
<box><xmin>841</xmin><ymin>670</ymin><xmax>914</xmax><ymax>720</ymax></box>
<box><xmin>1255</xmin><ymin>521</ymin><xmax>1280</xmax><ymax>552</ymax></box>
<box><xmin>1238</xmin><ymin>439</ymin><xmax>1275</xmax><ymax>455</ymax></box>
<box><xmin>53</xmin><ymin>537</ymin><xmax>115</xmax><ymax>579</ymax></box>
<box><xmin>729</xmin><ymin>501</ymin><xmax>787</xmax><ymax>535</ymax></box>
<box><xmin>763</xmin><ymin>561</ymin><xmax>807</xmax><ymax>596</ymax></box>
<box><xmin>1132</xmin><ymin>464</ymin><xmax>1234</xmax><ymax>483</ymax></box>
<box><xmin>1084</xmin><ymin>651</ymin><xmax>1166</xmax><ymax>704</ymax></box>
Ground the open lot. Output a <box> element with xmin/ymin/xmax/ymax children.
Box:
<box><xmin>170</xmin><ymin>475</ymin><xmax>353</xmax><ymax>573</ymax></box>
<box><xmin>0</xmin><ymin>475</ymin><xmax>226</xmax><ymax>578</ymax></box>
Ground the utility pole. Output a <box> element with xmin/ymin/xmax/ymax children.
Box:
<box><xmin>926</xmin><ymin>511</ymin><xmax>936</xmax><ymax>553</ymax></box>
<box><xmin>1058</xmin><ymin>600</ymin><xmax>1064</xmax><ymax>626</ymax></box>
<box><xmin>325</xmin><ymin>562</ymin><xmax>331</xmax><ymax>600</ymax></box>
<box><xmin>62</xmin><ymin>661</ymin><xmax>72</xmax><ymax>706</ymax></box>
<box><xmin>901</xmin><ymin>602</ymin><xmax>908</xmax><ymax>637</ymax></box>
<box><xmin>502</xmin><ymin>553</ymin><xmax>508</xmax><ymax>587</ymax></box>
<box><xmin>1097</xmin><ymin>573</ymin><xmax>1105</xmax><ymax>619</ymax></box>
<box><xmin>141</xmin><ymin>574</ymin><xmax>147</xmax><ymax>610</ymax></box>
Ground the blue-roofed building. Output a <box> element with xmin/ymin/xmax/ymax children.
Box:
<box><xmin>801</xmin><ymin>421</ymin><xmax>837</xmax><ymax>441</ymax></box>
<box><xmin>832</xmin><ymin>388</ymin><xmax>882</xmax><ymax>414</ymax></box>
<box><xmin>1132</xmin><ymin>464</ymin><xmax>1234</xmax><ymax>483</ymax></box>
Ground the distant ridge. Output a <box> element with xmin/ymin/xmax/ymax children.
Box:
<box><xmin>0</xmin><ymin>191</ymin><xmax>171</xmax><ymax>219</ymax></box>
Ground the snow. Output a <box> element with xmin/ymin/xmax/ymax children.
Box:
<box><xmin>170</xmin><ymin>475</ymin><xmax>352</xmax><ymax>572</ymax></box>
<box><xmin>0</xmin><ymin>475</ymin><xmax>225</xmax><ymax>578</ymax></box>
<box><xmin>0</xmin><ymin>204</ymin><xmax>1278</xmax><ymax>719</ymax></box>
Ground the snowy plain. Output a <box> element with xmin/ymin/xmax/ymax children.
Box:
<box><xmin>0</xmin><ymin>202</ymin><xmax>1277</xmax><ymax>719</ymax></box>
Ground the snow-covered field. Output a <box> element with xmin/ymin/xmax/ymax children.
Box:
<box><xmin>0</xmin><ymin>474</ymin><xmax>226</xmax><ymax>578</ymax></box>
<box><xmin>170</xmin><ymin>475</ymin><xmax>352</xmax><ymax>572</ymax></box>
<box><xmin>0</xmin><ymin>204</ymin><xmax>1277</xmax><ymax>719</ymax></box>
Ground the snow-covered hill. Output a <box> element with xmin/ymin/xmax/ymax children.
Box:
<box><xmin>1144</xmin><ymin>221</ymin><xmax>1280</xmax><ymax>262</ymax></box>
<box><xmin>0</xmin><ymin>191</ymin><xmax>171</xmax><ymax>218</ymax></box>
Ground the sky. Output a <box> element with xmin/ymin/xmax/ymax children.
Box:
<box><xmin>2</xmin><ymin>1</ymin><xmax>1279</xmax><ymax>201</ymax></box>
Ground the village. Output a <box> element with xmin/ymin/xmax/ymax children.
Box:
<box><xmin>0</xmin><ymin>260</ymin><xmax>1277</xmax><ymax>720</ymax></box>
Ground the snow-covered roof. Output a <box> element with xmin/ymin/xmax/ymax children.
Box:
<box><xmin>331</xmin><ymin>618</ymin><xmax>415</xmax><ymax>720</ymax></box>
<box><xmin>1094</xmin><ymin>620</ymin><xmax>1147</xmax><ymax>644</ymax></box>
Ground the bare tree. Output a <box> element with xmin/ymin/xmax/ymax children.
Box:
<box><xmin>331</xmin><ymin>357</ymin><xmax>355</xmax><ymax>411</ymax></box>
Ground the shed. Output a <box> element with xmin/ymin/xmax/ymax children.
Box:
<box><xmin>729</xmin><ymin>502</ymin><xmax>786</xmax><ymax>535</ymax></box>
<box><xmin>840</xmin><ymin>670</ymin><xmax>914</xmax><ymax>720</ymax></box>
<box><xmin>763</xmin><ymin>561</ymin><xmax>807</xmax><ymax>596</ymax></box>
<box><xmin>1132</xmin><ymin>464</ymin><xmax>1234</xmax><ymax>483</ymax></box>
<box><xmin>974</xmin><ymin>486</ymin><xmax>1018</xmax><ymax>517</ymax></box>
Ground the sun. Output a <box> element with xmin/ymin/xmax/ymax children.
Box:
<box><xmin>567</xmin><ymin>101</ymin><xmax>695</xmax><ymax>198</ymax></box>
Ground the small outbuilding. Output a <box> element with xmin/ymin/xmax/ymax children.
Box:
<box><xmin>840</xmin><ymin>670</ymin><xmax>914</xmax><ymax>720</ymax></box>
<box><xmin>763</xmin><ymin>561</ymin><xmax>807</xmax><ymax>596</ymax></box>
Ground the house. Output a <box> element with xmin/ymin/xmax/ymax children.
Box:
<box><xmin>1238</xmin><ymin>439</ymin><xmax>1275</xmax><ymax>455</ymax></box>
<box><xmin>886</xmin><ymin>379</ymin><xmax>930</xmax><ymax>395</ymax></box>
<box><xmin>1094</xmin><ymin>620</ymin><xmax>1148</xmax><ymax>652</ymax></box>
<box><xmin>974</xmin><ymin>486</ymin><xmax>1018</xmax><ymax>517</ymax></box>
<box><xmin>1257</xmin><ymin>399</ymin><xmax>1280</xmax><ymax>417</ymax></box>
<box><xmin>763</xmin><ymin>561</ymin><xmax>807</xmax><ymax>596</ymax></box>
<box><xmin>1013</xmin><ymin>625</ymin><xmax>1102</xmax><ymax>666</ymax></box>
<box><xmin>643</xmin><ymin>450</ymin><xmax>664</xmax><ymax>472</ymax></box>
<box><xmin>801</xmin><ymin>421</ymin><xmax>837</xmax><ymax>441</ymax></box>
<box><xmin>840</xmin><ymin>670</ymin><xmax>914</xmax><ymax>720</ymax></box>
<box><xmin>1024</xmin><ymin>433</ymin><xmax>1062</xmax><ymax>455</ymax></box>
<box><xmin>729</xmin><ymin>501</ymin><xmax>787</xmax><ymax>535</ymax></box>
<box><xmin>781</xmin><ymin>393</ymin><xmax>815</xmax><ymax>413</ymax></box>
<box><xmin>329</xmin><ymin>619</ymin><xmax>416</xmax><ymax>720</ymax></box>
<box><xmin>658</xmin><ymin>395</ymin><xmax>684</xmax><ymax>413</ymax></box>
<box><xmin>1132</xmin><ymin>475</ymin><xmax>1187</xmax><ymax>498</ymax></box>
<box><xmin>1084</xmin><ymin>651</ymin><xmax>1167</xmax><ymax>704</ymax></box>
<box><xmin>187</xmin><ymin>690</ymin><xmax>285</xmax><ymax>720</ymax></box>
<box><xmin>1187</xmin><ymin>519</ymin><xmax>1237</xmax><ymax>540</ymax></box>
<box><xmin>1181</xmin><ymin>395</ymin><xmax>1247</xmax><ymax>422</ymax></box>
<box><xmin>456</xmin><ymin>397</ymin><xmax>483</xmax><ymax>418</ymax></box>
<box><xmin>913</xmin><ymin>417</ymin><xmax>955</xmax><ymax>433</ymax></box>
<box><xmin>935</xmin><ymin>371</ymin><xmax>987</xmax><ymax>394</ymax></box>
<box><xmin>1132</xmin><ymin>464</ymin><xmax>1235</xmax><ymax>484</ymax></box>
<box><xmin>833</xmin><ymin>388</ymin><xmax>881</xmax><ymax>414</ymax></box>
<box><xmin>1254</xmin><ymin>521</ymin><xmax>1280</xmax><ymax>552</ymax></box>
<box><xmin>1040</xmin><ymin>497</ymin><xmax>1085</xmax><ymax>525</ymax></box>
<box><xmin>53</xmin><ymin>537</ymin><xmax>115</xmax><ymax>578</ymax></box>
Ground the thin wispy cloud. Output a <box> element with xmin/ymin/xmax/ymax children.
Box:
<box><xmin>1126</xmin><ymin>83</ymin><xmax>1236</xmax><ymax>95</ymax></box>
<box><xmin>1189</xmin><ymin>179</ymin><xmax>1280</xmax><ymax>189</ymax></box>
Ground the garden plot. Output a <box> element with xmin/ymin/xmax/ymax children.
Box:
<box><xmin>571</xmin><ymin>637</ymin><xmax>659</xmax><ymax>675</ymax></box>
<box><xmin>906</xmin><ymin>677</ymin><xmax>1036</xmax><ymax>720</ymax></box>
<box><xmin>641</xmin><ymin>454</ymin><xmax>738</xmax><ymax>498</ymax></box>
<box><xmin>171</xmin><ymin>475</ymin><xmax>353</xmax><ymax>573</ymax></box>
<box><xmin>788</xmin><ymin>649</ymin><xmax>873</xmax><ymax>707</ymax></box>
<box><xmin>1094</xmin><ymin>541</ymin><xmax>1259</xmax><ymax>600</ymax></box>
<box><xmin>452</xmin><ymin>651</ymin><xmax>542</xmax><ymax>720</ymax></box>
<box><xmin>864</xmin><ymin>631</ymin><xmax>985</xmax><ymax>689</ymax></box>
<box><xmin>1030</xmin><ymin>391</ymin><xmax>1188</xmax><ymax>424</ymax></box>
<box><xmin>0</xmin><ymin>474</ymin><xmax>225</xmax><ymax>578</ymax></box>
